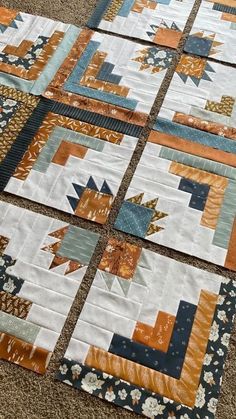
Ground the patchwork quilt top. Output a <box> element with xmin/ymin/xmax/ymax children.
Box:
<box><xmin>57</xmin><ymin>238</ymin><xmax>236</xmax><ymax>418</ymax></box>
<box><xmin>87</xmin><ymin>0</ymin><xmax>195</xmax><ymax>48</ymax></box>
<box><xmin>0</xmin><ymin>4</ymin><xmax>235</xmax><ymax>419</ymax></box>
<box><xmin>184</xmin><ymin>0</ymin><xmax>236</xmax><ymax>64</ymax></box>
<box><xmin>0</xmin><ymin>202</ymin><xmax>99</xmax><ymax>374</ymax></box>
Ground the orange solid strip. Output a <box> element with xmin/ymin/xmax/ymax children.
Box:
<box><xmin>52</xmin><ymin>140</ymin><xmax>88</xmax><ymax>165</ymax></box>
<box><xmin>85</xmin><ymin>290</ymin><xmax>218</xmax><ymax>407</ymax></box>
<box><xmin>3</xmin><ymin>40</ymin><xmax>34</xmax><ymax>57</ymax></box>
<box><xmin>221</xmin><ymin>12</ymin><xmax>236</xmax><ymax>23</ymax></box>
<box><xmin>0</xmin><ymin>332</ymin><xmax>51</xmax><ymax>374</ymax></box>
<box><xmin>148</xmin><ymin>131</ymin><xmax>236</xmax><ymax>167</ymax></box>
<box><xmin>224</xmin><ymin>217</ymin><xmax>236</xmax><ymax>271</ymax></box>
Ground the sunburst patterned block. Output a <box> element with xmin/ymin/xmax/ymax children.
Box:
<box><xmin>57</xmin><ymin>238</ymin><xmax>236</xmax><ymax>418</ymax></box>
<box><xmin>114</xmin><ymin>117</ymin><xmax>236</xmax><ymax>271</ymax></box>
<box><xmin>44</xmin><ymin>28</ymin><xmax>176</xmax><ymax>125</ymax></box>
<box><xmin>2</xmin><ymin>98</ymin><xmax>140</xmax><ymax>225</ymax></box>
<box><xmin>0</xmin><ymin>202</ymin><xmax>99</xmax><ymax>374</ymax></box>
<box><xmin>184</xmin><ymin>0</ymin><xmax>236</xmax><ymax>64</ymax></box>
<box><xmin>0</xmin><ymin>6</ymin><xmax>80</xmax><ymax>94</ymax></box>
<box><xmin>87</xmin><ymin>0</ymin><xmax>195</xmax><ymax>48</ymax></box>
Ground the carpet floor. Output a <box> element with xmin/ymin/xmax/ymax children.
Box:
<box><xmin>0</xmin><ymin>0</ymin><xmax>235</xmax><ymax>418</ymax></box>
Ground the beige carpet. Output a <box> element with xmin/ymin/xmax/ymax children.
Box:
<box><xmin>0</xmin><ymin>0</ymin><xmax>235</xmax><ymax>418</ymax></box>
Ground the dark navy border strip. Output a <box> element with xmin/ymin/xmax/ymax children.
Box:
<box><xmin>87</xmin><ymin>0</ymin><xmax>112</xmax><ymax>28</ymax></box>
<box><xmin>213</xmin><ymin>3</ymin><xmax>236</xmax><ymax>14</ymax></box>
<box><xmin>0</xmin><ymin>98</ymin><xmax>53</xmax><ymax>191</ymax></box>
<box><xmin>51</xmin><ymin>101</ymin><xmax>143</xmax><ymax>137</ymax></box>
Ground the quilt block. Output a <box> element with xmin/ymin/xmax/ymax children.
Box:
<box><xmin>184</xmin><ymin>0</ymin><xmax>236</xmax><ymax>64</ymax></box>
<box><xmin>115</xmin><ymin>116</ymin><xmax>236</xmax><ymax>270</ymax></box>
<box><xmin>87</xmin><ymin>0</ymin><xmax>195</xmax><ymax>49</ymax></box>
<box><xmin>159</xmin><ymin>54</ymin><xmax>236</xmax><ymax>129</ymax></box>
<box><xmin>0</xmin><ymin>202</ymin><xmax>99</xmax><ymax>374</ymax></box>
<box><xmin>0</xmin><ymin>6</ymin><xmax>80</xmax><ymax>94</ymax></box>
<box><xmin>2</xmin><ymin>97</ymin><xmax>139</xmax><ymax>225</ymax></box>
<box><xmin>44</xmin><ymin>28</ymin><xmax>175</xmax><ymax>125</ymax></box>
<box><xmin>57</xmin><ymin>238</ymin><xmax>236</xmax><ymax>418</ymax></box>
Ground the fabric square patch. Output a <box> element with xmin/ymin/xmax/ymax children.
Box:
<box><xmin>2</xmin><ymin>99</ymin><xmax>139</xmax><ymax>225</ymax></box>
<box><xmin>44</xmin><ymin>28</ymin><xmax>175</xmax><ymax>125</ymax></box>
<box><xmin>0</xmin><ymin>202</ymin><xmax>99</xmax><ymax>374</ymax></box>
<box><xmin>87</xmin><ymin>0</ymin><xmax>195</xmax><ymax>48</ymax></box>
<box><xmin>57</xmin><ymin>238</ymin><xmax>236</xmax><ymax>418</ymax></box>
<box><xmin>159</xmin><ymin>54</ymin><xmax>236</xmax><ymax>140</ymax></box>
<box><xmin>0</xmin><ymin>85</ymin><xmax>39</xmax><ymax>164</ymax></box>
<box><xmin>115</xmin><ymin>118</ymin><xmax>236</xmax><ymax>271</ymax></box>
<box><xmin>0</xmin><ymin>6</ymin><xmax>80</xmax><ymax>94</ymax></box>
<box><xmin>184</xmin><ymin>0</ymin><xmax>236</xmax><ymax>64</ymax></box>
<box><xmin>115</xmin><ymin>200</ymin><xmax>156</xmax><ymax>238</ymax></box>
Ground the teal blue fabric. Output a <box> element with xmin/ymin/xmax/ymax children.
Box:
<box><xmin>159</xmin><ymin>146</ymin><xmax>236</xmax><ymax>180</ymax></box>
<box><xmin>155</xmin><ymin>117</ymin><xmax>236</xmax><ymax>154</ymax></box>
<box><xmin>115</xmin><ymin>201</ymin><xmax>154</xmax><ymax>238</ymax></box>
<box><xmin>32</xmin><ymin>25</ymin><xmax>81</xmax><ymax>95</ymax></box>
<box><xmin>118</xmin><ymin>0</ymin><xmax>135</xmax><ymax>17</ymax></box>
<box><xmin>58</xmin><ymin>226</ymin><xmax>99</xmax><ymax>264</ymax></box>
<box><xmin>213</xmin><ymin>180</ymin><xmax>236</xmax><ymax>249</ymax></box>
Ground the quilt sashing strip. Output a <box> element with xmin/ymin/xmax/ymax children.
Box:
<box><xmin>114</xmin><ymin>119</ymin><xmax>236</xmax><ymax>270</ymax></box>
<box><xmin>184</xmin><ymin>0</ymin><xmax>236</xmax><ymax>64</ymax></box>
<box><xmin>2</xmin><ymin>97</ymin><xmax>139</xmax><ymax>225</ymax></box>
<box><xmin>0</xmin><ymin>6</ymin><xmax>80</xmax><ymax>95</ymax></box>
<box><xmin>43</xmin><ymin>28</ymin><xmax>176</xmax><ymax>125</ymax></box>
<box><xmin>0</xmin><ymin>201</ymin><xmax>100</xmax><ymax>374</ymax></box>
<box><xmin>56</xmin><ymin>238</ymin><xmax>236</xmax><ymax>418</ymax></box>
<box><xmin>87</xmin><ymin>0</ymin><xmax>195</xmax><ymax>49</ymax></box>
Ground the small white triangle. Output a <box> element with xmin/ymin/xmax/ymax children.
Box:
<box><xmin>50</xmin><ymin>261</ymin><xmax>69</xmax><ymax>275</ymax></box>
<box><xmin>111</xmin><ymin>277</ymin><xmax>124</xmax><ymax>296</ymax></box>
